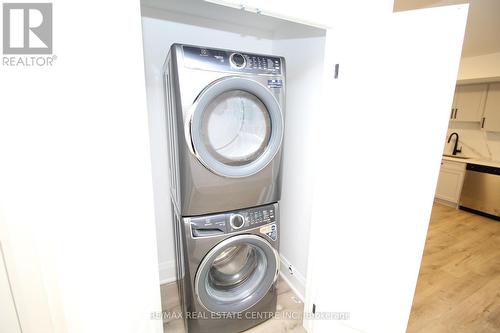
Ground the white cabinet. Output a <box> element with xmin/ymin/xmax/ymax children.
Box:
<box><xmin>435</xmin><ymin>159</ymin><xmax>466</xmax><ymax>205</ymax></box>
<box><xmin>450</xmin><ymin>84</ymin><xmax>487</xmax><ymax>122</ymax></box>
<box><xmin>482</xmin><ymin>82</ymin><xmax>500</xmax><ymax>132</ymax></box>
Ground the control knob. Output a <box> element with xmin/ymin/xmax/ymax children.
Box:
<box><xmin>230</xmin><ymin>53</ymin><xmax>246</xmax><ymax>68</ymax></box>
<box><xmin>230</xmin><ymin>214</ymin><xmax>245</xmax><ymax>229</ymax></box>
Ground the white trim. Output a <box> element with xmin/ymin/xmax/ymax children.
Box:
<box><xmin>158</xmin><ymin>260</ymin><xmax>176</xmax><ymax>285</ymax></box>
<box><xmin>279</xmin><ymin>254</ymin><xmax>306</xmax><ymax>302</ymax></box>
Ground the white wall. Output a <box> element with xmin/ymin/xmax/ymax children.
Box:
<box><xmin>0</xmin><ymin>1</ymin><xmax>162</xmax><ymax>332</ymax></box>
<box><xmin>273</xmin><ymin>35</ymin><xmax>325</xmax><ymax>298</ymax></box>
<box><xmin>0</xmin><ymin>248</ymin><xmax>21</xmax><ymax>333</ymax></box>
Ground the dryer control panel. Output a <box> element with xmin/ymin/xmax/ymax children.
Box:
<box><xmin>190</xmin><ymin>203</ymin><xmax>277</xmax><ymax>238</ymax></box>
<box><xmin>182</xmin><ymin>45</ymin><xmax>282</xmax><ymax>75</ymax></box>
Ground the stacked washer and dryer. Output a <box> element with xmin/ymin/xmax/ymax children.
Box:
<box><xmin>163</xmin><ymin>44</ymin><xmax>285</xmax><ymax>333</ymax></box>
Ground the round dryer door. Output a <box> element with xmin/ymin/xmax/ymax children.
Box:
<box><xmin>190</xmin><ymin>77</ymin><xmax>283</xmax><ymax>178</ymax></box>
<box><xmin>195</xmin><ymin>234</ymin><xmax>279</xmax><ymax>313</ymax></box>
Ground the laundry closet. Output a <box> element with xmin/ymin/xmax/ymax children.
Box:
<box><xmin>143</xmin><ymin>0</ymin><xmax>325</xmax><ymax>300</ymax></box>
<box><xmin>141</xmin><ymin>1</ymin><xmax>468</xmax><ymax>332</ymax></box>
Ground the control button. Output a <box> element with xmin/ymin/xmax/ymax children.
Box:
<box><xmin>230</xmin><ymin>214</ymin><xmax>245</xmax><ymax>229</ymax></box>
<box><xmin>230</xmin><ymin>53</ymin><xmax>246</xmax><ymax>68</ymax></box>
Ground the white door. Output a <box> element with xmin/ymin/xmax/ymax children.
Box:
<box><xmin>482</xmin><ymin>83</ymin><xmax>500</xmax><ymax>132</ymax></box>
<box><xmin>452</xmin><ymin>84</ymin><xmax>487</xmax><ymax>122</ymax></box>
<box><xmin>305</xmin><ymin>5</ymin><xmax>468</xmax><ymax>333</ymax></box>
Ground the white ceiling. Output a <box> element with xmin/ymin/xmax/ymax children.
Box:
<box><xmin>394</xmin><ymin>0</ymin><xmax>500</xmax><ymax>57</ymax></box>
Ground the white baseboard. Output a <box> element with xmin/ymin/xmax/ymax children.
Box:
<box><xmin>279</xmin><ymin>254</ymin><xmax>306</xmax><ymax>301</ymax></box>
<box><xmin>158</xmin><ymin>260</ymin><xmax>176</xmax><ymax>285</ymax></box>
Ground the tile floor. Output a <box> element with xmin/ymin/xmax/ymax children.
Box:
<box><xmin>160</xmin><ymin>276</ymin><xmax>306</xmax><ymax>333</ymax></box>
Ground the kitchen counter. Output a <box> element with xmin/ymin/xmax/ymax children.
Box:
<box><xmin>442</xmin><ymin>155</ymin><xmax>500</xmax><ymax>168</ymax></box>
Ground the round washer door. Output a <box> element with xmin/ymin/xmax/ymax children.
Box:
<box><xmin>190</xmin><ymin>77</ymin><xmax>283</xmax><ymax>178</ymax></box>
<box><xmin>195</xmin><ymin>234</ymin><xmax>279</xmax><ymax>313</ymax></box>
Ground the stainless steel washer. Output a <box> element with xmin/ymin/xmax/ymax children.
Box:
<box><xmin>173</xmin><ymin>203</ymin><xmax>280</xmax><ymax>333</ymax></box>
<box><xmin>163</xmin><ymin>44</ymin><xmax>286</xmax><ymax>216</ymax></box>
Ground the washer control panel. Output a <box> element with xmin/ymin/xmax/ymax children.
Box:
<box><xmin>190</xmin><ymin>204</ymin><xmax>277</xmax><ymax>238</ymax></box>
<box><xmin>183</xmin><ymin>45</ymin><xmax>282</xmax><ymax>75</ymax></box>
<box><xmin>245</xmin><ymin>54</ymin><xmax>281</xmax><ymax>72</ymax></box>
<box><xmin>239</xmin><ymin>205</ymin><xmax>276</xmax><ymax>229</ymax></box>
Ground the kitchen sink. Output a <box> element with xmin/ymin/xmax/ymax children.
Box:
<box><xmin>443</xmin><ymin>154</ymin><xmax>471</xmax><ymax>159</ymax></box>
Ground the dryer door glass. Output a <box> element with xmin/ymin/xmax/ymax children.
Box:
<box><xmin>195</xmin><ymin>235</ymin><xmax>278</xmax><ymax>313</ymax></box>
<box><xmin>190</xmin><ymin>77</ymin><xmax>283</xmax><ymax>178</ymax></box>
<box><xmin>201</xmin><ymin>90</ymin><xmax>271</xmax><ymax>166</ymax></box>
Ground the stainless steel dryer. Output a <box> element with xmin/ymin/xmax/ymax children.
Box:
<box><xmin>163</xmin><ymin>44</ymin><xmax>286</xmax><ymax>216</ymax></box>
<box><xmin>173</xmin><ymin>203</ymin><xmax>280</xmax><ymax>333</ymax></box>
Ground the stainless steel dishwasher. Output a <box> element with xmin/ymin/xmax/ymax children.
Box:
<box><xmin>459</xmin><ymin>163</ymin><xmax>500</xmax><ymax>220</ymax></box>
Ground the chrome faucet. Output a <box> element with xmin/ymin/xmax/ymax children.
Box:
<box><xmin>447</xmin><ymin>132</ymin><xmax>462</xmax><ymax>155</ymax></box>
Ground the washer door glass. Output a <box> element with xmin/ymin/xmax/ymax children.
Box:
<box><xmin>195</xmin><ymin>235</ymin><xmax>278</xmax><ymax>313</ymax></box>
<box><xmin>190</xmin><ymin>77</ymin><xmax>283</xmax><ymax>178</ymax></box>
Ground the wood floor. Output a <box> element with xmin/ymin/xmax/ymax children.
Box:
<box><xmin>161</xmin><ymin>275</ymin><xmax>306</xmax><ymax>333</ymax></box>
<box><xmin>407</xmin><ymin>203</ymin><xmax>500</xmax><ymax>333</ymax></box>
